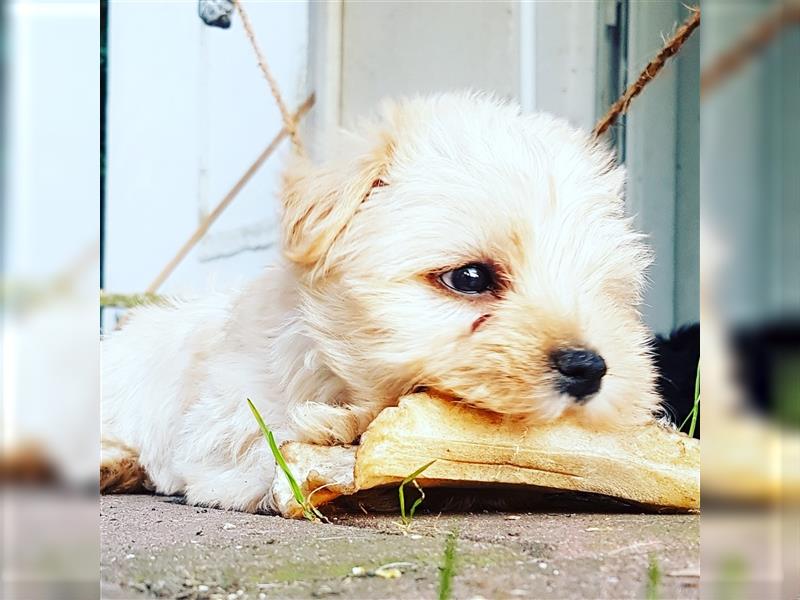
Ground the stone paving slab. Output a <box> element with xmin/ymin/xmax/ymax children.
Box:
<box><xmin>101</xmin><ymin>495</ymin><xmax>699</xmax><ymax>599</ymax></box>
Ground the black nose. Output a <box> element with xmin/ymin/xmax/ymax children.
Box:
<box><xmin>552</xmin><ymin>349</ymin><xmax>607</xmax><ymax>402</ymax></box>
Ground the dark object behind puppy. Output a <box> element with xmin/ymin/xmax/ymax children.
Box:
<box><xmin>654</xmin><ymin>319</ymin><xmax>800</xmax><ymax>437</ymax></box>
<box><xmin>653</xmin><ymin>323</ymin><xmax>700</xmax><ymax>438</ymax></box>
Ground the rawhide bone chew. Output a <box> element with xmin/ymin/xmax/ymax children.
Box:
<box><xmin>271</xmin><ymin>393</ymin><xmax>699</xmax><ymax>517</ymax></box>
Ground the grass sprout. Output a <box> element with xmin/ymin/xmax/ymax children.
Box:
<box><xmin>247</xmin><ymin>398</ymin><xmax>323</xmax><ymax>521</ymax></box>
<box><xmin>646</xmin><ymin>555</ymin><xmax>662</xmax><ymax>600</ymax></box>
<box><xmin>679</xmin><ymin>361</ymin><xmax>701</xmax><ymax>437</ymax></box>
<box><xmin>437</xmin><ymin>530</ymin><xmax>458</xmax><ymax>600</ymax></box>
<box><xmin>717</xmin><ymin>553</ymin><xmax>747</xmax><ymax>600</ymax></box>
<box><xmin>398</xmin><ymin>460</ymin><xmax>435</xmax><ymax>528</ymax></box>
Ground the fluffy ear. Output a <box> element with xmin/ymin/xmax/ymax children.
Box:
<box><xmin>280</xmin><ymin>128</ymin><xmax>395</xmax><ymax>271</ymax></box>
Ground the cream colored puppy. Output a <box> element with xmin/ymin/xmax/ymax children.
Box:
<box><xmin>101</xmin><ymin>93</ymin><xmax>659</xmax><ymax>512</ymax></box>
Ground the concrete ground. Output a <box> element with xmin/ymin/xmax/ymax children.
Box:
<box><xmin>101</xmin><ymin>495</ymin><xmax>699</xmax><ymax>599</ymax></box>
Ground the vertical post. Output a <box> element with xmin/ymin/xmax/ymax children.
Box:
<box><xmin>624</xmin><ymin>1</ymin><xmax>681</xmax><ymax>334</ymax></box>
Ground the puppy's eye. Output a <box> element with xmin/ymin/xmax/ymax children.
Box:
<box><xmin>439</xmin><ymin>263</ymin><xmax>495</xmax><ymax>295</ymax></box>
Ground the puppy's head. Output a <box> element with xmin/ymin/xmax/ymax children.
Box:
<box><xmin>282</xmin><ymin>93</ymin><xmax>659</xmax><ymax>427</ymax></box>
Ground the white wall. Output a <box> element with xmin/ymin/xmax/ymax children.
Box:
<box><xmin>533</xmin><ymin>2</ymin><xmax>599</xmax><ymax>131</ymax></box>
<box><xmin>308</xmin><ymin>1</ymin><xmax>599</xmax><ymax>147</ymax></box>
<box><xmin>104</xmin><ymin>0</ymin><xmax>308</xmax><ymax>298</ymax></box>
<box><xmin>339</xmin><ymin>1</ymin><xmax>521</xmax><ymax>127</ymax></box>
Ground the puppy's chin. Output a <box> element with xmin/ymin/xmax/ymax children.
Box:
<box><xmin>494</xmin><ymin>393</ymin><xmax>571</xmax><ymax>424</ymax></box>
<box><xmin>433</xmin><ymin>384</ymin><xmax>571</xmax><ymax>424</ymax></box>
<box><xmin>433</xmin><ymin>385</ymin><xmax>654</xmax><ymax>430</ymax></box>
<box><xmin>563</xmin><ymin>391</ymin><xmax>657</xmax><ymax>430</ymax></box>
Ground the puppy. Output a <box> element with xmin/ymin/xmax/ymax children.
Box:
<box><xmin>101</xmin><ymin>93</ymin><xmax>659</xmax><ymax>512</ymax></box>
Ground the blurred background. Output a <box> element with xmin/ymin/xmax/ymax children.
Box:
<box><xmin>2</xmin><ymin>0</ymin><xmax>99</xmax><ymax>598</ymax></box>
<box><xmin>1</xmin><ymin>0</ymin><xmax>798</xmax><ymax>598</ymax></box>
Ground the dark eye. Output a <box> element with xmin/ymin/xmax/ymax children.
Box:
<box><xmin>439</xmin><ymin>263</ymin><xmax>495</xmax><ymax>295</ymax></box>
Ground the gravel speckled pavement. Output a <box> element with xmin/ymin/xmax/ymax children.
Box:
<box><xmin>101</xmin><ymin>495</ymin><xmax>699</xmax><ymax>599</ymax></box>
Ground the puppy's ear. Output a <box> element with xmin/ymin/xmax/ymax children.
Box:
<box><xmin>281</xmin><ymin>129</ymin><xmax>394</xmax><ymax>270</ymax></box>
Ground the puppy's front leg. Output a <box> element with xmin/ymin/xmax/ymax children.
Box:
<box><xmin>178</xmin><ymin>437</ymin><xmax>278</xmax><ymax>513</ymax></box>
<box><xmin>180</xmin><ymin>403</ymin><xmax>371</xmax><ymax>512</ymax></box>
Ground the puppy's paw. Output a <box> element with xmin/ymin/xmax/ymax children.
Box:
<box><xmin>288</xmin><ymin>402</ymin><xmax>376</xmax><ymax>445</ymax></box>
<box><xmin>182</xmin><ymin>471</ymin><xmax>276</xmax><ymax>514</ymax></box>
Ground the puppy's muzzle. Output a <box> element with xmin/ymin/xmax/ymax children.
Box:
<box><xmin>551</xmin><ymin>348</ymin><xmax>607</xmax><ymax>402</ymax></box>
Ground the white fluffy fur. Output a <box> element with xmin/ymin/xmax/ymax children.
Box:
<box><xmin>101</xmin><ymin>93</ymin><xmax>659</xmax><ymax>512</ymax></box>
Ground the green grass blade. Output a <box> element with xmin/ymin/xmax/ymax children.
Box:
<box><xmin>678</xmin><ymin>361</ymin><xmax>701</xmax><ymax>435</ymax></box>
<box><xmin>678</xmin><ymin>410</ymin><xmax>693</xmax><ymax>432</ymax></box>
<box><xmin>646</xmin><ymin>555</ymin><xmax>661</xmax><ymax>600</ymax></box>
<box><xmin>688</xmin><ymin>362</ymin><xmax>700</xmax><ymax>438</ymax></box>
<box><xmin>399</xmin><ymin>486</ymin><xmax>406</xmax><ymax>523</ymax></box>
<box><xmin>398</xmin><ymin>460</ymin><xmax>435</xmax><ymax>526</ymax></box>
<box><xmin>438</xmin><ymin>530</ymin><xmax>458</xmax><ymax>600</ymax></box>
<box><xmin>401</xmin><ymin>460</ymin><xmax>436</xmax><ymax>486</ymax></box>
<box><xmin>247</xmin><ymin>399</ymin><xmax>306</xmax><ymax>508</ymax></box>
